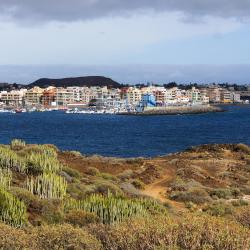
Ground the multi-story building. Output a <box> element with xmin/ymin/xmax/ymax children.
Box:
<box><xmin>207</xmin><ymin>86</ymin><xmax>221</xmax><ymax>103</ymax></box>
<box><xmin>122</xmin><ymin>87</ymin><xmax>142</xmax><ymax>105</ymax></box>
<box><xmin>187</xmin><ymin>87</ymin><xmax>201</xmax><ymax>103</ymax></box>
<box><xmin>220</xmin><ymin>89</ymin><xmax>232</xmax><ymax>103</ymax></box>
<box><xmin>25</xmin><ymin>87</ymin><xmax>44</xmax><ymax>106</ymax></box>
<box><xmin>41</xmin><ymin>87</ymin><xmax>56</xmax><ymax>107</ymax></box>
<box><xmin>231</xmin><ymin>92</ymin><xmax>241</xmax><ymax>103</ymax></box>
<box><xmin>0</xmin><ymin>89</ymin><xmax>27</xmax><ymax>106</ymax></box>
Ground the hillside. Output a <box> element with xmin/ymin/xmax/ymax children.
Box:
<box><xmin>0</xmin><ymin>141</ymin><xmax>249</xmax><ymax>249</ymax></box>
<box><xmin>29</xmin><ymin>76</ymin><xmax>121</xmax><ymax>88</ymax></box>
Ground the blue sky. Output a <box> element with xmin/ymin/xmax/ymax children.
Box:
<box><xmin>0</xmin><ymin>1</ymin><xmax>250</xmax><ymax>84</ymax></box>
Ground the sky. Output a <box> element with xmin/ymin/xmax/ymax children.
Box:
<box><xmin>0</xmin><ymin>0</ymin><xmax>250</xmax><ymax>84</ymax></box>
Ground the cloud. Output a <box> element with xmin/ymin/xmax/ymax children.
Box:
<box><xmin>0</xmin><ymin>0</ymin><xmax>250</xmax><ymax>23</ymax></box>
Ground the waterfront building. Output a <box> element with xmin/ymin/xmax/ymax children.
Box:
<box><xmin>41</xmin><ymin>87</ymin><xmax>56</xmax><ymax>107</ymax></box>
<box><xmin>141</xmin><ymin>94</ymin><xmax>156</xmax><ymax>107</ymax></box>
<box><xmin>25</xmin><ymin>87</ymin><xmax>44</xmax><ymax>106</ymax></box>
<box><xmin>187</xmin><ymin>87</ymin><xmax>201</xmax><ymax>103</ymax></box>
<box><xmin>0</xmin><ymin>89</ymin><xmax>27</xmax><ymax>106</ymax></box>
<box><xmin>220</xmin><ymin>89</ymin><xmax>233</xmax><ymax>103</ymax></box>
<box><xmin>230</xmin><ymin>92</ymin><xmax>241</xmax><ymax>103</ymax></box>
<box><xmin>122</xmin><ymin>87</ymin><xmax>142</xmax><ymax>105</ymax></box>
<box><xmin>207</xmin><ymin>86</ymin><xmax>221</xmax><ymax>103</ymax></box>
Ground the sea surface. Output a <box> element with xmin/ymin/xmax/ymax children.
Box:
<box><xmin>0</xmin><ymin>105</ymin><xmax>249</xmax><ymax>158</ymax></box>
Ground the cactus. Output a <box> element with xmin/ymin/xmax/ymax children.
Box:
<box><xmin>64</xmin><ymin>192</ymin><xmax>148</xmax><ymax>224</ymax></box>
<box><xmin>0</xmin><ymin>147</ymin><xmax>27</xmax><ymax>173</ymax></box>
<box><xmin>10</xmin><ymin>139</ymin><xmax>26</xmax><ymax>150</ymax></box>
<box><xmin>0</xmin><ymin>188</ymin><xmax>27</xmax><ymax>227</ymax></box>
<box><xmin>26</xmin><ymin>173</ymin><xmax>67</xmax><ymax>199</ymax></box>
<box><xmin>26</xmin><ymin>153</ymin><xmax>61</xmax><ymax>174</ymax></box>
<box><xmin>0</xmin><ymin>169</ymin><xmax>12</xmax><ymax>189</ymax></box>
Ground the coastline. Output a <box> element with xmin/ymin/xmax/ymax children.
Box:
<box><xmin>118</xmin><ymin>105</ymin><xmax>224</xmax><ymax>116</ymax></box>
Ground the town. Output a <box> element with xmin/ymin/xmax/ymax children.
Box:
<box><xmin>0</xmin><ymin>83</ymin><xmax>249</xmax><ymax>114</ymax></box>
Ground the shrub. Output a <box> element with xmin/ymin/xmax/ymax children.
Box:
<box><xmin>209</xmin><ymin>188</ymin><xmax>242</xmax><ymax>199</ymax></box>
<box><xmin>231</xmin><ymin>199</ymin><xmax>249</xmax><ymax>207</ymax></box>
<box><xmin>93</xmin><ymin>180</ymin><xmax>123</xmax><ymax>195</ymax></box>
<box><xmin>203</xmin><ymin>201</ymin><xmax>234</xmax><ymax>217</ymax></box>
<box><xmin>62</xmin><ymin>165</ymin><xmax>81</xmax><ymax>179</ymax></box>
<box><xmin>234</xmin><ymin>144</ymin><xmax>250</xmax><ymax>154</ymax></box>
<box><xmin>31</xmin><ymin>224</ymin><xmax>102</xmax><ymax>250</ymax></box>
<box><xmin>41</xmin><ymin>199</ymin><xmax>64</xmax><ymax>224</ymax></box>
<box><xmin>170</xmin><ymin>188</ymin><xmax>211</xmax><ymax>204</ymax></box>
<box><xmin>69</xmin><ymin>151</ymin><xmax>82</xmax><ymax>157</ymax></box>
<box><xmin>65</xmin><ymin>210</ymin><xmax>100</xmax><ymax>226</ymax></box>
<box><xmin>90</xmin><ymin>214</ymin><xmax>250</xmax><ymax>250</ymax></box>
<box><xmin>131</xmin><ymin>179</ymin><xmax>145</xmax><ymax>190</ymax></box>
<box><xmin>235</xmin><ymin>207</ymin><xmax>250</xmax><ymax>228</ymax></box>
<box><xmin>86</xmin><ymin>167</ymin><xmax>100</xmax><ymax>176</ymax></box>
<box><xmin>99</xmin><ymin>173</ymin><xmax>118</xmax><ymax>181</ymax></box>
<box><xmin>0</xmin><ymin>223</ymin><xmax>34</xmax><ymax>249</ymax></box>
<box><xmin>117</xmin><ymin>169</ymin><xmax>134</xmax><ymax>180</ymax></box>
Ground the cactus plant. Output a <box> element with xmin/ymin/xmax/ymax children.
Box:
<box><xmin>0</xmin><ymin>188</ymin><xmax>27</xmax><ymax>227</ymax></box>
<box><xmin>64</xmin><ymin>192</ymin><xmax>148</xmax><ymax>224</ymax></box>
<box><xmin>26</xmin><ymin>173</ymin><xmax>67</xmax><ymax>199</ymax></box>
<box><xmin>10</xmin><ymin>139</ymin><xmax>26</xmax><ymax>150</ymax></box>
<box><xmin>0</xmin><ymin>147</ymin><xmax>27</xmax><ymax>173</ymax></box>
<box><xmin>0</xmin><ymin>169</ymin><xmax>12</xmax><ymax>189</ymax></box>
<box><xmin>26</xmin><ymin>153</ymin><xmax>61</xmax><ymax>174</ymax></box>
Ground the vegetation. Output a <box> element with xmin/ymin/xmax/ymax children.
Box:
<box><xmin>64</xmin><ymin>193</ymin><xmax>148</xmax><ymax>224</ymax></box>
<box><xmin>0</xmin><ymin>140</ymin><xmax>249</xmax><ymax>248</ymax></box>
<box><xmin>26</xmin><ymin>173</ymin><xmax>67</xmax><ymax>199</ymax></box>
<box><xmin>0</xmin><ymin>188</ymin><xmax>27</xmax><ymax>227</ymax></box>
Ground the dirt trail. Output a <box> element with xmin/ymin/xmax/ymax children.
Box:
<box><xmin>141</xmin><ymin>161</ymin><xmax>185</xmax><ymax>209</ymax></box>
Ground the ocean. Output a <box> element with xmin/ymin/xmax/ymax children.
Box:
<box><xmin>0</xmin><ymin>105</ymin><xmax>249</xmax><ymax>158</ymax></box>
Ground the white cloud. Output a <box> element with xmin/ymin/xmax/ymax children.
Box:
<box><xmin>0</xmin><ymin>12</ymin><xmax>242</xmax><ymax>65</ymax></box>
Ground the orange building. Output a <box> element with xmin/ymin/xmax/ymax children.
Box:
<box><xmin>41</xmin><ymin>87</ymin><xmax>56</xmax><ymax>107</ymax></box>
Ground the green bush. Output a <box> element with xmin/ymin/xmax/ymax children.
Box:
<box><xmin>209</xmin><ymin>188</ymin><xmax>242</xmax><ymax>199</ymax></box>
<box><xmin>62</xmin><ymin>165</ymin><xmax>81</xmax><ymax>179</ymax></box>
<box><xmin>86</xmin><ymin>167</ymin><xmax>100</xmax><ymax>176</ymax></box>
<box><xmin>170</xmin><ymin>188</ymin><xmax>211</xmax><ymax>204</ymax></box>
<box><xmin>65</xmin><ymin>210</ymin><xmax>100</xmax><ymax>226</ymax></box>
<box><xmin>203</xmin><ymin>201</ymin><xmax>234</xmax><ymax>217</ymax></box>
<box><xmin>131</xmin><ymin>179</ymin><xmax>145</xmax><ymax>190</ymax></box>
<box><xmin>99</xmin><ymin>173</ymin><xmax>118</xmax><ymax>181</ymax></box>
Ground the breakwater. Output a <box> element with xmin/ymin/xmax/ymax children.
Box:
<box><xmin>118</xmin><ymin>105</ymin><xmax>223</xmax><ymax>116</ymax></box>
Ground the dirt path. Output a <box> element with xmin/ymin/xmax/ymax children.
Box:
<box><xmin>141</xmin><ymin>160</ymin><xmax>185</xmax><ymax>209</ymax></box>
<box><xmin>142</xmin><ymin>172</ymin><xmax>171</xmax><ymax>202</ymax></box>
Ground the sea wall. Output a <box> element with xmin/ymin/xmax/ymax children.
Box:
<box><xmin>118</xmin><ymin>105</ymin><xmax>223</xmax><ymax>116</ymax></box>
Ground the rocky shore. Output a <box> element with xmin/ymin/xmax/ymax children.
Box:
<box><xmin>118</xmin><ymin>105</ymin><xmax>224</xmax><ymax>116</ymax></box>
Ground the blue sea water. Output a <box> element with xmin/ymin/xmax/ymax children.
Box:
<box><xmin>0</xmin><ymin>105</ymin><xmax>249</xmax><ymax>158</ymax></box>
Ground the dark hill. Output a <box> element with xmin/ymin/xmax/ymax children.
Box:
<box><xmin>29</xmin><ymin>76</ymin><xmax>121</xmax><ymax>88</ymax></box>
